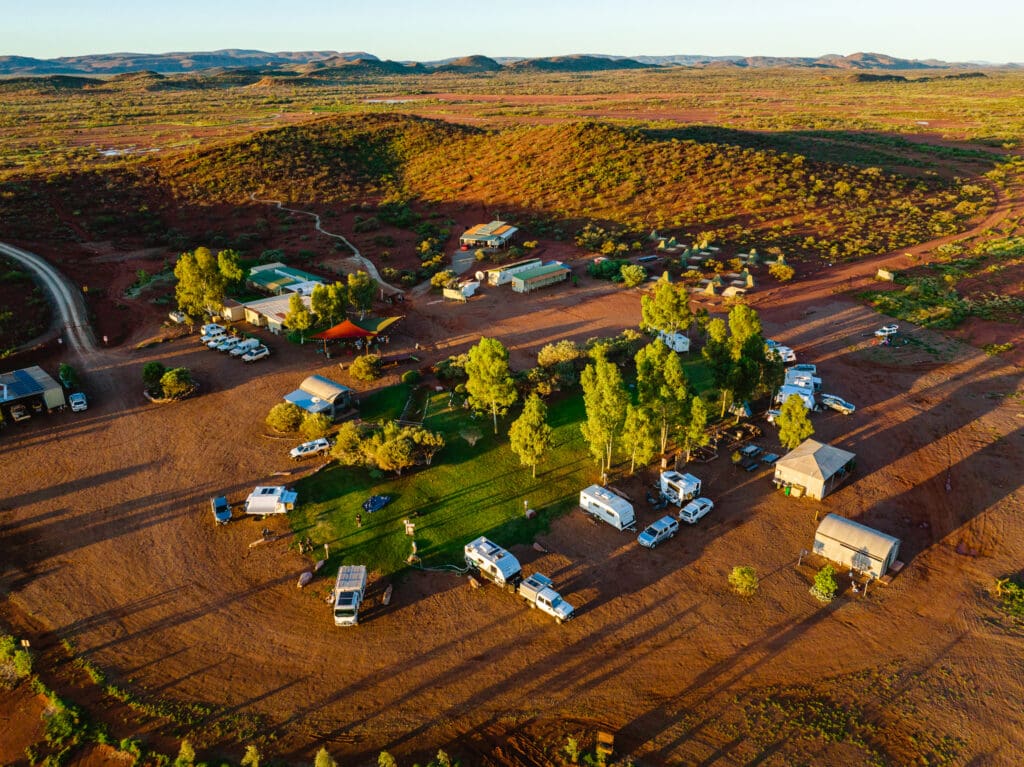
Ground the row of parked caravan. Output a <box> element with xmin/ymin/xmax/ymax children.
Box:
<box><xmin>579</xmin><ymin>471</ymin><xmax>715</xmax><ymax>549</ymax></box>
<box><xmin>199</xmin><ymin>323</ymin><xmax>271</xmax><ymax>363</ymax></box>
<box><xmin>765</xmin><ymin>340</ymin><xmax>856</xmax><ymax>418</ymax></box>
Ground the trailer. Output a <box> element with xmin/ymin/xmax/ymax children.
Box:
<box><xmin>657</xmin><ymin>331</ymin><xmax>691</xmax><ymax>353</ymax></box>
<box><xmin>242</xmin><ymin>486</ymin><xmax>297</xmax><ymax>517</ymax></box>
<box><xmin>579</xmin><ymin>485</ymin><xmax>636</xmax><ymax>531</ymax></box>
<box><xmin>659</xmin><ymin>471</ymin><xmax>702</xmax><ymax>506</ymax></box>
<box><xmin>333</xmin><ymin>565</ymin><xmax>368</xmax><ymax>626</ymax></box>
<box><xmin>775</xmin><ymin>384</ymin><xmax>817</xmax><ymax>411</ymax></box>
<box><xmin>464</xmin><ymin>537</ymin><xmax>522</xmax><ymax>590</ymax></box>
<box><xmin>517</xmin><ymin>573</ymin><xmax>575</xmax><ymax>623</ymax></box>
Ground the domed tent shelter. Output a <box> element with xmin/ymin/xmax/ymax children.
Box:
<box><xmin>283</xmin><ymin>375</ymin><xmax>353</xmax><ymax>421</ymax></box>
<box><xmin>813</xmin><ymin>513</ymin><xmax>901</xmax><ymax>580</ymax></box>
<box><xmin>773</xmin><ymin>438</ymin><xmax>856</xmax><ymax>500</ymax></box>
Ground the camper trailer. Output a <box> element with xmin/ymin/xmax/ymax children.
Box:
<box><xmin>579</xmin><ymin>485</ymin><xmax>636</xmax><ymax>531</ymax></box>
<box><xmin>659</xmin><ymin>471</ymin><xmax>702</xmax><ymax>506</ymax></box>
<box><xmin>775</xmin><ymin>385</ymin><xmax>817</xmax><ymax>411</ymax></box>
<box><xmin>657</xmin><ymin>331</ymin><xmax>691</xmax><ymax>353</ymax></box>
<box><xmin>242</xmin><ymin>486</ymin><xmax>297</xmax><ymax>517</ymax></box>
<box><xmin>464</xmin><ymin>537</ymin><xmax>523</xmax><ymax>590</ymax></box>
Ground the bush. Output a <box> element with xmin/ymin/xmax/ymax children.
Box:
<box><xmin>349</xmin><ymin>354</ymin><xmax>382</xmax><ymax>382</ymax></box>
<box><xmin>728</xmin><ymin>566</ymin><xmax>759</xmax><ymax>596</ymax></box>
<box><xmin>811</xmin><ymin>564</ymin><xmax>839</xmax><ymax>603</ymax></box>
<box><xmin>430</xmin><ymin>270</ymin><xmax>458</xmax><ymax>290</ymax></box>
<box><xmin>401</xmin><ymin>370</ymin><xmax>421</xmax><ymax>385</ymax></box>
<box><xmin>587</xmin><ymin>258</ymin><xmax>630</xmax><ymax>281</ymax></box>
<box><xmin>142</xmin><ymin>361</ymin><xmax>166</xmax><ymax>394</ymax></box>
<box><xmin>266</xmin><ymin>402</ymin><xmax>304</xmax><ymax>433</ymax></box>
<box><xmin>537</xmin><ymin>339</ymin><xmax>581</xmax><ymax>367</ymax></box>
<box><xmin>769</xmin><ymin>263</ymin><xmax>796</xmax><ymax>282</ymax></box>
<box><xmin>996</xmin><ymin>577</ymin><xmax>1024</xmax><ymax>619</ymax></box>
<box><xmin>620</xmin><ymin>263</ymin><xmax>647</xmax><ymax>287</ymax></box>
<box><xmin>300</xmin><ymin>413</ymin><xmax>333</xmax><ymax>440</ymax></box>
<box><xmin>159</xmin><ymin>368</ymin><xmax>194</xmax><ymax>400</ymax></box>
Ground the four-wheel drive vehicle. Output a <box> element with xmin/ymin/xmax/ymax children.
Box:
<box><xmin>679</xmin><ymin>497</ymin><xmax>714</xmax><ymax>524</ymax></box>
<box><xmin>517</xmin><ymin>573</ymin><xmax>575</xmax><ymax>623</ymax></box>
<box><xmin>766</xmin><ymin>344</ymin><xmax>796</xmax><ymax>363</ymax></box>
<box><xmin>242</xmin><ymin>345</ymin><xmax>270</xmax><ymax>363</ymax></box>
<box><xmin>333</xmin><ymin>565</ymin><xmax>368</xmax><ymax>627</ymax></box>
<box><xmin>68</xmin><ymin>392</ymin><xmax>88</xmax><ymax>412</ymax></box>
<box><xmin>874</xmin><ymin>323</ymin><xmax>899</xmax><ymax>338</ymax></box>
<box><xmin>213</xmin><ymin>336</ymin><xmax>241</xmax><ymax>352</ymax></box>
<box><xmin>200</xmin><ymin>324</ymin><xmax>226</xmax><ymax>343</ymax></box>
<box><xmin>638</xmin><ymin>515</ymin><xmax>680</xmax><ymax>548</ymax></box>
<box><xmin>290</xmin><ymin>438</ymin><xmax>332</xmax><ymax>460</ymax></box>
<box><xmin>820</xmin><ymin>394</ymin><xmax>856</xmax><ymax>415</ymax></box>
<box><xmin>210</xmin><ymin>495</ymin><xmax>232</xmax><ymax>524</ymax></box>
<box><xmin>464</xmin><ymin>537</ymin><xmax>523</xmax><ymax>590</ymax></box>
<box><xmin>230</xmin><ymin>338</ymin><xmax>261</xmax><ymax>357</ymax></box>
<box><xmin>10</xmin><ymin>404</ymin><xmax>31</xmax><ymax>422</ymax></box>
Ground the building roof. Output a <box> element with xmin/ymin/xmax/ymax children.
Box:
<box><xmin>816</xmin><ymin>513</ymin><xmax>900</xmax><ymax>558</ymax></box>
<box><xmin>248</xmin><ymin>262</ymin><xmax>324</xmax><ymax>293</ymax></box>
<box><xmin>0</xmin><ymin>366</ymin><xmax>61</xmax><ymax>404</ymax></box>
<box><xmin>461</xmin><ymin>221</ymin><xmax>519</xmax><ymax>243</ymax></box>
<box><xmin>775</xmin><ymin>439</ymin><xmax>856</xmax><ymax>480</ymax></box>
<box><xmin>300</xmin><ymin>375</ymin><xmax>352</xmax><ymax>402</ymax></box>
<box><xmin>513</xmin><ymin>263</ymin><xmax>571</xmax><ymax>283</ymax></box>
<box><xmin>243</xmin><ymin>293</ymin><xmax>312</xmax><ymax>323</ymax></box>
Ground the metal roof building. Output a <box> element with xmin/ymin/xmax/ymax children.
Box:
<box><xmin>773</xmin><ymin>439</ymin><xmax>856</xmax><ymax>500</ymax></box>
<box><xmin>284</xmin><ymin>375</ymin><xmax>353</xmax><ymax>420</ymax></box>
<box><xmin>247</xmin><ymin>262</ymin><xmax>325</xmax><ymax>295</ymax></box>
<box><xmin>510</xmin><ymin>263</ymin><xmax>571</xmax><ymax>293</ymax></box>
<box><xmin>460</xmin><ymin>221</ymin><xmax>519</xmax><ymax>249</ymax></box>
<box><xmin>813</xmin><ymin>513</ymin><xmax>901</xmax><ymax>580</ymax></box>
<box><xmin>1</xmin><ymin>365</ymin><xmax>66</xmax><ymax>416</ymax></box>
<box><xmin>243</xmin><ymin>294</ymin><xmax>313</xmax><ymax>334</ymax></box>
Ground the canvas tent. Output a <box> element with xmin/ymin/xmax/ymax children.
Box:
<box><xmin>773</xmin><ymin>439</ymin><xmax>855</xmax><ymax>500</ymax></box>
<box><xmin>284</xmin><ymin>375</ymin><xmax>353</xmax><ymax>420</ymax></box>
<box><xmin>813</xmin><ymin>513</ymin><xmax>900</xmax><ymax>580</ymax></box>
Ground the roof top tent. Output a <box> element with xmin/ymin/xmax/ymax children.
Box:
<box><xmin>483</xmin><ymin>257</ymin><xmax>543</xmax><ymax>286</ymax></box>
<box><xmin>460</xmin><ymin>221</ymin><xmax>519</xmax><ymax>249</ymax></box>
<box><xmin>814</xmin><ymin>513</ymin><xmax>901</xmax><ymax>580</ymax></box>
<box><xmin>773</xmin><ymin>439</ymin><xmax>856</xmax><ymax>500</ymax></box>
<box><xmin>579</xmin><ymin>485</ymin><xmax>636</xmax><ymax>531</ymax></box>
<box><xmin>510</xmin><ymin>263</ymin><xmax>571</xmax><ymax>294</ymax></box>
<box><xmin>284</xmin><ymin>375</ymin><xmax>353</xmax><ymax>420</ymax></box>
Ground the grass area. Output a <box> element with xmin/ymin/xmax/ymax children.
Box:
<box><xmin>292</xmin><ymin>391</ymin><xmax>596</xmax><ymax>576</ymax></box>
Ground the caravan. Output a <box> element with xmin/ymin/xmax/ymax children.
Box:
<box><xmin>775</xmin><ymin>385</ymin><xmax>817</xmax><ymax>411</ymax></box>
<box><xmin>243</xmin><ymin>486</ymin><xmax>297</xmax><ymax>517</ymax></box>
<box><xmin>579</xmin><ymin>485</ymin><xmax>636</xmax><ymax>531</ymax></box>
<box><xmin>659</xmin><ymin>471</ymin><xmax>702</xmax><ymax>506</ymax></box>
<box><xmin>464</xmin><ymin>537</ymin><xmax>523</xmax><ymax>590</ymax></box>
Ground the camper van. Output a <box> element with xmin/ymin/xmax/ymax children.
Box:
<box><xmin>333</xmin><ymin>565</ymin><xmax>368</xmax><ymax>626</ymax></box>
<box><xmin>464</xmin><ymin>537</ymin><xmax>523</xmax><ymax>590</ymax></box>
<box><xmin>578</xmin><ymin>485</ymin><xmax>636</xmax><ymax>531</ymax></box>
<box><xmin>659</xmin><ymin>471</ymin><xmax>702</xmax><ymax>506</ymax></box>
<box><xmin>242</xmin><ymin>486</ymin><xmax>297</xmax><ymax>517</ymax></box>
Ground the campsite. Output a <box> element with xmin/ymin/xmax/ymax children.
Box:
<box><xmin>2</xmin><ymin>61</ymin><xmax>1024</xmax><ymax>767</ymax></box>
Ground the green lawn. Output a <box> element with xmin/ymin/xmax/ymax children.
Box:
<box><xmin>291</xmin><ymin>391</ymin><xmax>596</xmax><ymax>576</ymax></box>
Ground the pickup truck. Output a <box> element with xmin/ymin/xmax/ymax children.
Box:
<box><xmin>517</xmin><ymin>573</ymin><xmax>575</xmax><ymax>623</ymax></box>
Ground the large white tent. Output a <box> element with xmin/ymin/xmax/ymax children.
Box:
<box><xmin>813</xmin><ymin>513</ymin><xmax>901</xmax><ymax>580</ymax></box>
<box><xmin>773</xmin><ymin>439</ymin><xmax>856</xmax><ymax>500</ymax></box>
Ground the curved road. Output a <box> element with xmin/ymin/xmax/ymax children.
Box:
<box><xmin>0</xmin><ymin>241</ymin><xmax>96</xmax><ymax>356</ymax></box>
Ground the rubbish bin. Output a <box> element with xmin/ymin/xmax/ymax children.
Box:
<box><xmin>785</xmin><ymin>485</ymin><xmax>791</xmax><ymax>496</ymax></box>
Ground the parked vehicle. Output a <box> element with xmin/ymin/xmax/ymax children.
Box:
<box><xmin>638</xmin><ymin>515</ymin><xmax>680</xmax><ymax>548</ymax></box>
<box><xmin>200</xmin><ymin>325</ymin><xmax>226</xmax><ymax>344</ymax></box>
<box><xmin>820</xmin><ymin>394</ymin><xmax>856</xmax><ymax>415</ymax></box>
<box><xmin>679</xmin><ymin>497</ymin><xmax>714</xmax><ymax>524</ymax></box>
<box><xmin>517</xmin><ymin>573</ymin><xmax>575</xmax><ymax>623</ymax></box>
<box><xmin>579</xmin><ymin>485</ymin><xmax>636</xmax><ymax>530</ymax></box>
<box><xmin>789</xmin><ymin>363</ymin><xmax>817</xmax><ymax>375</ymax></box>
<box><xmin>241</xmin><ymin>345</ymin><xmax>271</xmax><ymax>363</ymax></box>
<box><xmin>774</xmin><ymin>385</ymin><xmax>816</xmax><ymax>411</ymax></box>
<box><xmin>659</xmin><ymin>471</ymin><xmax>702</xmax><ymax>506</ymax></box>
<box><xmin>657</xmin><ymin>330</ymin><xmax>691</xmax><ymax>353</ymax></box>
<box><xmin>10</xmin><ymin>404</ymin><xmax>31</xmax><ymax>422</ymax></box>
<box><xmin>210</xmin><ymin>495</ymin><xmax>232</xmax><ymax>525</ymax></box>
<box><xmin>214</xmin><ymin>336</ymin><xmax>241</xmax><ymax>352</ymax></box>
<box><xmin>784</xmin><ymin>369</ymin><xmax>822</xmax><ymax>391</ymax></box>
<box><xmin>333</xmin><ymin>565</ymin><xmax>368</xmax><ymax>626</ymax></box>
<box><xmin>68</xmin><ymin>392</ymin><xmax>88</xmax><ymax>412</ymax></box>
<box><xmin>766</xmin><ymin>344</ymin><xmax>796</xmax><ymax>363</ymax></box>
<box><xmin>243</xmin><ymin>486</ymin><xmax>297</xmax><ymax>517</ymax></box>
<box><xmin>168</xmin><ymin>310</ymin><xmax>187</xmax><ymax>324</ymax></box>
<box><xmin>765</xmin><ymin>408</ymin><xmax>781</xmax><ymax>423</ymax></box>
<box><xmin>874</xmin><ymin>323</ymin><xmax>899</xmax><ymax>338</ymax></box>
<box><xmin>290</xmin><ymin>438</ymin><xmax>332</xmax><ymax>460</ymax></box>
<box><xmin>464</xmin><ymin>537</ymin><xmax>523</xmax><ymax>590</ymax></box>
<box><xmin>230</xmin><ymin>338</ymin><xmax>261</xmax><ymax>357</ymax></box>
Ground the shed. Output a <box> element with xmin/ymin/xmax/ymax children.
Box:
<box><xmin>0</xmin><ymin>365</ymin><xmax>66</xmax><ymax>415</ymax></box>
<box><xmin>284</xmin><ymin>375</ymin><xmax>353</xmax><ymax>420</ymax></box>
<box><xmin>813</xmin><ymin>513</ymin><xmax>900</xmax><ymax>580</ymax></box>
<box><xmin>773</xmin><ymin>439</ymin><xmax>856</xmax><ymax>500</ymax></box>
<box><xmin>243</xmin><ymin>294</ymin><xmax>312</xmax><ymax>333</ymax></box>
<box><xmin>510</xmin><ymin>263</ymin><xmax>571</xmax><ymax>293</ymax></box>
<box><xmin>247</xmin><ymin>263</ymin><xmax>325</xmax><ymax>295</ymax></box>
<box><xmin>460</xmin><ymin>221</ymin><xmax>518</xmax><ymax>249</ymax></box>
<box><xmin>221</xmin><ymin>298</ymin><xmax>246</xmax><ymax>322</ymax></box>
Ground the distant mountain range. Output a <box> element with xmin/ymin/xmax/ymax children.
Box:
<box><xmin>0</xmin><ymin>48</ymin><xmax>1018</xmax><ymax>77</ymax></box>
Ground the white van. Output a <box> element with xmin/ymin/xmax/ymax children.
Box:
<box><xmin>579</xmin><ymin>485</ymin><xmax>636</xmax><ymax>530</ymax></box>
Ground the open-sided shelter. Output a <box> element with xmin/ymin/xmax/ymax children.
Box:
<box><xmin>0</xmin><ymin>366</ymin><xmax>66</xmax><ymax>416</ymax></box>
<box><xmin>813</xmin><ymin>513</ymin><xmax>901</xmax><ymax>580</ymax></box>
<box><xmin>773</xmin><ymin>439</ymin><xmax>856</xmax><ymax>500</ymax></box>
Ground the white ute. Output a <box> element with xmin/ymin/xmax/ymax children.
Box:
<box><xmin>518</xmin><ymin>573</ymin><xmax>575</xmax><ymax>623</ymax></box>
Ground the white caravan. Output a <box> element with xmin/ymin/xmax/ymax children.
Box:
<box><xmin>659</xmin><ymin>471</ymin><xmax>702</xmax><ymax>506</ymax></box>
<box><xmin>579</xmin><ymin>485</ymin><xmax>636</xmax><ymax>531</ymax></box>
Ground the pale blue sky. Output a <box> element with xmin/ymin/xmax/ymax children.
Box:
<box><xmin>3</xmin><ymin>0</ymin><xmax>1022</xmax><ymax>63</ymax></box>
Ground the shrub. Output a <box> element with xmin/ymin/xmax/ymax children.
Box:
<box><xmin>349</xmin><ymin>354</ymin><xmax>382</xmax><ymax>382</ymax></box>
<box><xmin>159</xmin><ymin>368</ymin><xmax>194</xmax><ymax>400</ymax></box>
<box><xmin>430</xmin><ymin>270</ymin><xmax>458</xmax><ymax>290</ymax></box>
<box><xmin>378</xmin><ymin>752</ymin><xmax>398</xmax><ymax>767</ymax></box>
<box><xmin>811</xmin><ymin>564</ymin><xmax>839</xmax><ymax>603</ymax></box>
<box><xmin>266</xmin><ymin>402</ymin><xmax>304</xmax><ymax>433</ymax></box>
<box><xmin>537</xmin><ymin>339</ymin><xmax>581</xmax><ymax>367</ymax></box>
<box><xmin>728</xmin><ymin>566</ymin><xmax>759</xmax><ymax>596</ymax></box>
<box><xmin>996</xmin><ymin>577</ymin><xmax>1024</xmax><ymax>619</ymax></box>
<box><xmin>401</xmin><ymin>370</ymin><xmax>421</xmax><ymax>385</ymax></box>
<box><xmin>300</xmin><ymin>413</ymin><xmax>333</xmax><ymax>440</ymax></box>
<box><xmin>174</xmin><ymin>741</ymin><xmax>196</xmax><ymax>767</ymax></box>
<box><xmin>769</xmin><ymin>263</ymin><xmax>796</xmax><ymax>282</ymax></box>
<box><xmin>313</xmin><ymin>748</ymin><xmax>338</xmax><ymax>767</ymax></box>
<box><xmin>142</xmin><ymin>361</ymin><xmax>166</xmax><ymax>394</ymax></box>
<box><xmin>587</xmin><ymin>258</ymin><xmax>630</xmax><ymax>281</ymax></box>
<box><xmin>620</xmin><ymin>263</ymin><xmax>647</xmax><ymax>287</ymax></box>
